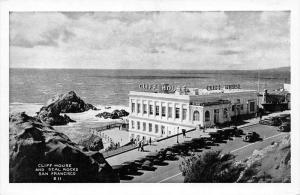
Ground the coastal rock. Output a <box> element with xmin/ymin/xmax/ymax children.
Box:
<box><xmin>9</xmin><ymin>112</ymin><xmax>119</xmax><ymax>183</ymax></box>
<box><xmin>95</xmin><ymin>109</ymin><xmax>129</xmax><ymax>119</ymax></box>
<box><xmin>37</xmin><ymin>91</ymin><xmax>97</xmax><ymax>125</ymax></box>
<box><xmin>45</xmin><ymin>91</ymin><xmax>97</xmax><ymax>113</ymax></box>
<box><xmin>79</xmin><ymin>134</ymin><xmax>104</xmax><ymax>151</ymax></box>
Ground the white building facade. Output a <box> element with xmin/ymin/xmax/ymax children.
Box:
<box><xmin>128</xmin><ymin>85</ymin><xmax>258</xmax><ymax>141</ymax></box>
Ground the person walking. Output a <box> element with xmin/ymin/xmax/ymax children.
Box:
<box><xmin>138</xmin><ymin>141</ymin><xmax>141</xmax><ymax>151</ymax></box>
<box><xmin>182</xmin><ymin>129</ymin><xmax>186</xmax><ymax>138</ymax></box>
<box><xmin>149</xmin><ymin>137</ymin><xmax>152</xmax><ymax>145</ymax></box>
<box><xmin>259</xmin><ymin>111</ymin><xmax>263</xmax><ymax>121</ymax></box>
<box><xmin>140</xmin><ymin>141</ymin><xmax>144</xmax><ymax>152</ymax></box>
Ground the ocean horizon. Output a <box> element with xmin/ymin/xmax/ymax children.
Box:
<box><xmin>10</xmin><ymin>67</ymin><xmax>290</xmax><ymax>107</ymax></box>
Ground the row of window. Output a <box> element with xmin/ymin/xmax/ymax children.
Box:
<box><xmin>231</xmin><ymin>102</ymin><xmax>255</xmax><ymax>112</ymax></box>
<box><xmin>131</xmin><ymin>102</ymin><xmax>187</xmax><ymax>120</ymax></box>
<box><xmin>192</xmin><ymin>108</ymin><xmax>230</xmax><ymax>122</ymax></box>
<box><xmin>131</xmin><ymin>120</ymin><xmax>167</xmax><ymax>134</ymax></box>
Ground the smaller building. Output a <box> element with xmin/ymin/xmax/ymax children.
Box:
<box><xmin>260</xmin><ymin>83</ymin><xmax>291</xmax><ymax>111</ymax></box>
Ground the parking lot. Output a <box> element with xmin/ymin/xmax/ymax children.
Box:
<box><xmin>128</xmin><ymin>124</ymin><xmax>287</xmax><ymax>183</ymax></box>
<box><xmin>105</xmin><ymin>111</ymin><xmax>290</xmax><ymax>183</ymax></box>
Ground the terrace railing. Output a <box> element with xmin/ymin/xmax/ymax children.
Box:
<box><xmin>102</xmin><ymin>143</ymin><xmax>138</xmax><ymax>158</ymax></box>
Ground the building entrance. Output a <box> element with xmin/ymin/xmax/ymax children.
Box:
<box><xmin>214</xmin><ymin>109</ymin><xmax>219</xmax><ymax>124</ymax></box>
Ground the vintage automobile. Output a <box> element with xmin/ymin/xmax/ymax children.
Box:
<box><xmin>209</xmin><ymin>131</ymin><xmax>223</xmax><ymax>142</ymax></box>
<box><xmin>278</xmin><ymin>122</ymin><xmax>291</xmax><ymax>132</ymax></box>
<box><xmin>259</xmin><ymin>116</ymin><xmax>282</xmax><ymax>126</ymax></box>
<box><xmin>121</xmin><ymin>161</ymin><xmax>138</xmax><ymax>173</ymax></box>
<box><xmin>243</xmin><ymin>131</ymin><xmax>260</xmax><ymax>142</ymax></box>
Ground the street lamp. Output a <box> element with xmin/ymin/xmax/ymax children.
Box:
<box><xmin>177</xmin><ymin>126</ymin><xmax>179</xmax><ymax>143</ymax></box>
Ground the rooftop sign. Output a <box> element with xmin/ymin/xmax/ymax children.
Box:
<box><xmin>139</xmin><ymin>83</ymin><xmax>175</xmax><ymax>93</ymax></box>
<box><xmin>206</xmin><ymin>84</ymin><xmax>241</xmax><ymax>91</ymax></box>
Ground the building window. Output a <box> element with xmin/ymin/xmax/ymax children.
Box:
<box><xmin>223</xmin><ymin>108</ymin><xmax>228</xmax><ymax>118</ymax></box>
<box><xmin>205</xmin><ymin>111</ymin><xmax>210</xmax><ymax>122</ymax></box>
<box><xmin>149</xmin><ymin>105</ymin><xmax>153</xmax><ymax>115</ymax></box>
<box><xmin>237</xmin><ymin>99</ymin><xmax>240</xmax><ymax>103</ymax></box>
<box><xmin>137</xmin><ymin>121</ymin><xmax>140</xmax><ymax>130</ymax></box>
<box><xmin>155</xmin><ymin>105</ymin><xmax>160</xmax><ymax>116</ymax></box>
<box><xmin>232</xmin><ymin>105</ymin><xmax>236</xmax><ymax>112</ymax></box>
<box><xmin>131</xmin><ymin>102</ymin><xmax>135</xmax><ymax>113</ymax></box>
<box><xmin>168</xmin><ymin>107</ymin><xmax>172</xmax><ymax>118</ymax></box>
<box><xmin>149</xmin><ymin>123</ymin><xmax>152</xmax><ymax>132</ymax></box>
<box><xmin>143</xmin><ymin>122</ymin><xmax>146</xmax><ymax>131</ymax></box>
<box><xmin>143</xmin><ymin>104</ymin><xmax>147</xmax><ymax>114</ymax></box>
<box><xmin>182</xmin><ymin>108</ymin><xmax>187</xmax><ymax>120</ymax></box>
<box><xmin>250</xmin><ymin>101</ymin><xmax>255</xmax><ymax>112</ymax></box>
<box><xmin>155</xmin><ymin>124</ymin><xmax>159</xmax><ymax>133</ymax></box>
<box><xmin>131</xmin><ymin>120</ymin><xmax>135</xmax><ymax>129</ymax></box>
<box><xmin>240</xmin><ymin>104</ymin><xmax>243</xmax><ymax>110</ymax></box>
<box><xmin>137</xmin><ymin>103</ymin><xmax>141</xmax><ymax>113</ymax></box>
<box><xmin>162</xmin><ymin>106</ymin><xmax>166</xmax><ymax>117</ymax></box>
<box><xmin>161</xmin><ymin>125</ymin><xmax>165</xmax><ymax>134</ymax></box>
<box><xmin>193</xmin><ymin>110</ymin><xmax>200</xmax><ymax>121</ymax></box>
<box><xmin>175</xmin><ymin>108</ymin><xmax>180</xmax><ymax>119</ymax></box>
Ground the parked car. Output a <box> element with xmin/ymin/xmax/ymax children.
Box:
<box><xmin>259</xmin><ymin>117</ymin><xmax>282</xmax><ymax>126</ymax></box>
<box><xmin>122</xmin><ymin>161</ymin><xmax>138</xmax><ymax>173</ymax></box>
<box><xmin>278</xmin><ymin>122</ymin><xmax>290</xmax><ymax>132</ymax></box>
<box><xmin>165</xmin><ymin>151</ymin><xmax>177</xmax><ymax>160</ymax></box>
<box><xmin>231</xmin><ymin>126</ymin><xmax>243</xmax><ymax>137</ymax></box>
<box><xmin>112</xmin><ymin>164</ymin><xmax>128</xmax><ymax>176</ymax></box>
<box><xmin>222</xmin><ymin>127</ymin><xmax>235</xmax><ymax>138</ymax></box>
<box><xmin>141</xmin><ymin>160</ymin><xmax>154</xmax><ymax>170</ymax></box>
<box><xmin>209</xmin><ymin>131</ymin><xmax>223</xmax><ymax>142</ymax></box>
<box><xmin>191</xmin><ymin>137</ymin><xmax>206</xmax><ymax>148</ymax></box>
<box><xmin>243</xmin><ymin>132</ymin><xmax>260</xmax><ymax>142</ymax></box>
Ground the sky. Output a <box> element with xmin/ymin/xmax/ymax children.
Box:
<box><xmin>9</xmin><ymin>11</ymin><xmax>290</xmax><ymax>70</ymax></box>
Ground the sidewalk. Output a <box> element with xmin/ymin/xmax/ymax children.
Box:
<box><xmin>106</xmin><ymin>129</ymin><xmax>204</xmax><ymax>166</ymax></box>
<box><xmin>106</xmin><ymin>110</ymin><xmax>290</xmax><ymax>166</ymax></box>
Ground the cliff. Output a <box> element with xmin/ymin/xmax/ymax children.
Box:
<box><xmin>9</xmin><ymin>112</ymin><xmax>119</xmax><ymax>183</ymax></box>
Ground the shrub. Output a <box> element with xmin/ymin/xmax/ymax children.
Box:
<box><xmin>179</xmin><ymin>150</ymin><xmax>245</xmax><ymax>183</ymax></box>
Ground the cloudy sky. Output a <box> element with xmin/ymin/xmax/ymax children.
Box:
<box><xmin>10</xmin><ymin>11</ymin><xmax>290</xmax><ymax>70</ymax></box>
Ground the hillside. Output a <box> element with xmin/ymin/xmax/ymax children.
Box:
<box><xmin>238</xmin><ymin>134</ymin><xmax>291</xmax><ymax>183</ymax></box>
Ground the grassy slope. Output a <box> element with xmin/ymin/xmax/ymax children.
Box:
<box><xmin>240</xmin><ymin>134</ymin><xmax>291</xmax><ymax>183</ymax></box>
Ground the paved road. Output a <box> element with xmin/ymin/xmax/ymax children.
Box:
<box><xmin>122</xmin><ymin>123</ymin><xmax>289</xmax><ymax>183</ymax></box>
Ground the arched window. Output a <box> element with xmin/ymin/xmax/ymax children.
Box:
<box><xmin>223</xmin><ymin>108</ymin><xmax>228</xmax><ymax>118</ymax></box>
<box><xmin>193</xmin><ymin>110</ymin><xmax>200</xmax><ymax>121</ymax></box>
<box><xmin>205</xmin><ymin>111</ymin><xmax>210</xmax><ymax>121</ymax></box>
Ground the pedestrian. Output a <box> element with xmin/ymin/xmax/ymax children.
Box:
<box><xmin>149</xmin><ymin>137</ymin><xmax>152</xmax><ymax>145</ymax></box>
<box><xmin>182</xmin><ymin>129</ymin><xmax>186</xmax><ymax>138</ymax></box>
<box><xmin>141</xmin><ymin>144</ymin><xmax>144</xmax><ymax>152</ymax></box>
<box><xmin>138</xmin><ymin>141</ymin><xmax>141</xmax><ymax>151</ymax></box>
<box><xmin>259</xmin><ymin>112</ymin><xmax>263</xmax><ymax>121</ymax></box>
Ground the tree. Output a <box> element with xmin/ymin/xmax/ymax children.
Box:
<box><xmin>179</xmin><ymin>150</ymin><xmax>245</xmax><ymax>183</ymax></box>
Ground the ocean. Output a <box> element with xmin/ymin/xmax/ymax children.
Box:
<box><xmin>9</xmin><ymin>68</ymin><xmax>290</xmax><ymax>144</ymax></box>
<box><xmin>10</xmin><ymin>68</ymin><xmax>290</xmax><ymax>107</ymax></box>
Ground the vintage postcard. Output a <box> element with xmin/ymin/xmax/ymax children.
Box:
<box><xmin>1</xmin><ymin>0</ymin><xmax>300</xmax><ymax>195</ymax></box>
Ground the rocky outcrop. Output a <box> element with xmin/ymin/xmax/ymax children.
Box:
<box><xmin>79</xmin><ymin>134</ymin><xmax>104</xmax><ymax>151</ymax></box>
<box><xmin>37</xmin><ymin>91</ymin><xmax>97</xmax><ymax>125</ymax></box>
<box><xmin>45</xmin><ymin>91</ymin><xmax>97</xmax><ymax>113</ymax></box>
<box><xmin>9</xmin><ymin>112</ymin><xmax>119</xmax><ymax>183</ymax></box>
<box><xmin>95</xmin><ymin>109</ymin><xmax>129</xmax><ymax>119</ymax></box>
<box><xmin>238</xmin><ymin>134</ymin><xmax>291</xmax><ymax>183</ymax></box>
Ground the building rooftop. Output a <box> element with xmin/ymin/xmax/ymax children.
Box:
<box><xmin>190</xmin><ymin>99</ymin><xmax>231</xmax><ymax>106</ymax></box>
<box><xmin>130</xmin><ymin>87</ymin><xmax>257</xmax><ymax>98</ymax></box>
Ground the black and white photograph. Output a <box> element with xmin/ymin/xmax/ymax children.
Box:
<box><xmin>1</xmin><ymin>0</ymin><xmax>300</xmax><ymax>195</ymax></box>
